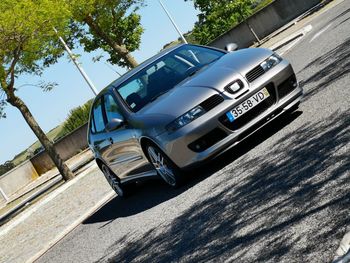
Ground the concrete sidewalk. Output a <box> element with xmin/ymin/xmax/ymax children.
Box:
<box><xmin>0</xmin><ymin>149</ymin><xmax>94</xmax><ymax>225</ymax></box>
<box><xmin>0</xmin><ymin>163</ymin><xmax>115</xmax><ymax>263</ymax></box>
<box><xmin>257</xmin><ymin>0</ymin><xmax>344</xmax><ymax>54</ymax></box>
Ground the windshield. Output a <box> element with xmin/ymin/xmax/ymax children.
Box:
<box><xmin>115</xmin><ymin>45</ymin><xmax>225</xmax><ymax>112</ymax></box>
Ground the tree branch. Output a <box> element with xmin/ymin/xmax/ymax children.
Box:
<box><xmin>84</xmin><ymin>14</ymin><xmax>128</xmax><ymax>54</ymax></box>
<box><xmin>6</xmin><ymin>47</ymin><xmax>21</xmax><ymax>92</ymax></box>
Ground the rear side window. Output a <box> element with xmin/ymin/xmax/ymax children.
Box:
<box><xmin>89</xmin><ymin>117</ymin><xmax>96</xmax><ymax>134</ymax></box>
<box><xmin>92</xmin><ymin>98</ymin><xmax>105</xmax><ymax>133</ymax></box>
<box><xmin>104</xmin><ymin>94</ymin><xmax>122</xmax><ymax>122</ymax></box>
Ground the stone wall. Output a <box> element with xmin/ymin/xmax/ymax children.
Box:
<box><xmin>209</xmin><ymin>0</ymin><xmax>321</xmax><ymax>49</ymax></box>
<box><xmin>0</xmin><ymin>160</ymin><xmax>39</xmax><ymax>200</ymax></box>
<box><xmin>30</xmin><ymin>123</ymin><xmax>88</xmax><ymax>175</ymax></box>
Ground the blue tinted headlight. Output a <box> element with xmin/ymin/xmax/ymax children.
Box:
<box><xmin>167</xmin><ymin>106</ymin><xmax>206</xmax><ymax>132</ymax></box>
<box><xmin>260</xmin><ymin>54</ymin><xmax>282</xmax><ymax>72</ymax></box>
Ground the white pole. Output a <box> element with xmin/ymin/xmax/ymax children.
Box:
<box><xmin>158</xmin><ymin>0</ymin><xmax>188</xmax><ymax>44</ymax></box>
<box><xmin>53</xmin><ymin>28</ymin><xmax>99</xmax><ymax>96</ymax></box>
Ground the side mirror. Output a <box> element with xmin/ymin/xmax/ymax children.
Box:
<box><xmin>105</xmin><ymin>118</ymin><xmax>124</xmax><ymax>132</ymax></box>
<box><xmin>225</xmin><ymin>43</ymin><xmax>238</xmax><ymax>52</ymax></box>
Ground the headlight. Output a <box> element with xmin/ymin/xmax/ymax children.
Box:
<box><xmin>260</xmin><ymin>54</ymin><xmax>282</xmax><ymax>72</ymax></box>
<box><xmin>167</xmin><ymin>106</ymin><xmax>206</xmax><ymax>132</ymax></box>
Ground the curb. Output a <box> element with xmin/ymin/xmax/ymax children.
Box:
<box><xmin>26</xmin><ymin>190</ymin><xmax>115</xmax><ymax>263</ymax></box>
<box><xmin>0</xmin><ymin>157</ymin><xmax>94</xmax><ymax>226</ymax></box>
<box><xmin>0</xmin><ymin>162</ymin><xmax>97</xmax><ymax>237</ymax></box>
<box><xmin>333</xmin><ymin>232</ymin><xmax>350</xmax><ymax>263</ymax></box>
<box><xmin>269</xmin><ymin>25</ymin><xmax>313</xmax><ymax>52</ymax></box>
<box><xmin>0</xmin><ymin>176</ymin><xmax>62</xmax><ymax>225</ymax></box>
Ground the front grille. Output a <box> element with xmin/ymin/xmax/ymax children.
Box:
<box><xmin>219</xmin><ymin>84</ymin><xmax>276</xmax><ymax>131</ymax></box>
<box><xmin>188</xmin><ymin>128</ymin><xmax>227</xmax><ymax>152</ymax></box>
<box><xmin>199</xmin><ymin>94</ymin><xmax>224</xmax><ymax>112</ymax></box>
<box><xmin>278</xmin><ymin>74</ymin><xmax>297</xmax><ymax>99</ymax></box>
<box><xmin>246</xmin><ymin>65</ymin><xmax>265</xmax><ymax>82</ymax></box>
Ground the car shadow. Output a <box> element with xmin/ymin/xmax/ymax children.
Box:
<box><xmin>84</xmin><ymin>110</ymin><xmax>302</xmax><ymax>226</ymax></box>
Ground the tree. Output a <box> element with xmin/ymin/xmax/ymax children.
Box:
<box><xmin>60</xmin><ymin>100</ymin><xmax>93</xmax><ymax>137</ymax></box>
<box><xmin>68</xmin><ymin>0</ymin><xmax>144</xmax><ymax>69</ymax></box>
<box><xmin>0</xmin><ymin>0</ymin><xmax>74</xmax><ymax>181</ymax></box>
<box><xmin>186</xmin><ymin>0</ymin><xmax>254</xmax><ymax>44</ymax></box>
<box><xmin>0</xmin><ymin>161</ymin><xmax>14</xmax><ymax>176</ymax></box>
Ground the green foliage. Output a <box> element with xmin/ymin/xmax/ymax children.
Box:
<box><xmin>59</xmin><ymin>100</ymin><xmax>93</xmax><ymax>137</ymax></box>
<box><xmin>0</xmin><ymin>0</ymin><xmax>71</xmax><ymax>75</ymax></box>
<box><xmin>163</xmin><ymin>31</ymin><xmax>200</xmax><ymax>50</ymax></box>
<box><xmin>187</xmin><ymin>0</ymin><xmax>255</xmax><ymax>44</ymax></box>
<box><xmin>0</xmin><ymin>0</ymin><xmax>73</xmax><ymax>117</ymax></box>
<box><xmin>0</xmin><ymin>161</ymin><xmax>14</xmax><ymax>176</ymax></box>
<box><xmin>68</xmin><ymin>0</ymin><xmax>144</xmax><ymax>68</ymax></box>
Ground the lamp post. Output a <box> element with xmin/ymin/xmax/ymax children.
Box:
<box><xmin>54</xmin><ymin>28</ymin><xmax>99</xmax><ymax>96</ymax></box>
<box><xmin>158</xmin><ymin>0</ymin><xmax>188</xmax><ymax>44</ymax></box>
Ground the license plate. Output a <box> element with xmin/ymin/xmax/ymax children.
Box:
<box><xmin>226</xmin><ymin>87</ymin><xmax>270</xmax><ymax>122</ymax></box>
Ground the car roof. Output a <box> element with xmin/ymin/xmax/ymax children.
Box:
<box><xmin>99</xmin><ymin>43</ymin><xmax>187</xmax><ymax>95</ymax></box>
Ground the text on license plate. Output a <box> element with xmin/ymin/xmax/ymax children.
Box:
<box><xmin>226</xmin><ymin>87</ymin><xmax>270</xmax><ymax>122</ymax></box>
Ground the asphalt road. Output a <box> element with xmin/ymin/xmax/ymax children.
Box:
<box><xmin>38</xmin><ymin>2</ymin><xmax>350</xmax><ymax>262</ymax></box>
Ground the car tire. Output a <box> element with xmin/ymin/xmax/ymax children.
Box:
<box><xmin>101</xmin><ymin>163</ymin><xmax>128</xmax><ymax>197</ymax></box>
<box><xmin>145</xmin><ymin>143</ymin><xmax>183</xmax><ymax>188</ymax></box>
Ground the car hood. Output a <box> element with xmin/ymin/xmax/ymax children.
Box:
<box><xmin>135</xmin><ymin>48</ymin><xmax>273</xmax><ymax>122</ymax></box>
<box><xmin>181</xmin><ymin>47</ymin><xmax>273</xmax><ymax>90</ymax></box>
<box><xmin>135</xmin><ymin>85</ymin><xmax>217</xmax><ymax>120</ymax></box>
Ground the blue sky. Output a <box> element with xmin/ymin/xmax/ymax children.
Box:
<box><xmin>0</xmin><ymin>1</ymin><xmax>199</xmax><ymax>164</ymax></box>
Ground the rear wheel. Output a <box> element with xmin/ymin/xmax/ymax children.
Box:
<box><xmin>145</xmin><ymin>144</ymin><xmax>183</xmax><ymax>188</ymax></box>
<box><xmin>101</xmin><ymin>164</ymin><xmax>127</xmax><ymax>197</ymax></box>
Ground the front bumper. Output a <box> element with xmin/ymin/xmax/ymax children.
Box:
<box><xmin>155</xmin><ymin>60</ymin><xmax>303</xmax><ymax>168</ymax></box>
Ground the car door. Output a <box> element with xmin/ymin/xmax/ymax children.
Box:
<box><xmin>102</xmin><ymin>93</ymin><xmax>150</xmax><ymax>180</ymax></box>
<box><xmin>90</xmin><ymin>96</ymin><xmax>111</xmax><ymax>161</ymax></box>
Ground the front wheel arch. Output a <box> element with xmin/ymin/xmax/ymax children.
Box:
<box><xmin>140</xmin><ymin>137</ymin><xmax>165</xmax><ymax>161</ymax></box>
<box><xmin>141</xmin><ymin>140</ymin><xmax>184</xmax><ymax>188</ymax></box>
<box><xmin>95</xmin><ymin>158</ymin><xmax>121</xmax><ymax>183</ymax></box>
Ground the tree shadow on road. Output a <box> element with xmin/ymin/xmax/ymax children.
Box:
<box><xmin>299</xmin><ymin>36</ymin><xmax>350</xmax><ymax>101</ymax></box>
<box><xmin>98</xmin><ymin>108</ymin><xmax>349</xmax><ymax>263</ymax></box>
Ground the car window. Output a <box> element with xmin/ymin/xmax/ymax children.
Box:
<box><xmin>90</xmin><ymin>116</ymin><xmax>96</xmax><ymax>134</ymax></box>
<box><xmin>104</xmin><ymin>94</ymin><xmax>122</xmax><ymax>122</ymax></box>
<box><xmin>92</xmin><ymin>97</ymin><xmax>105</xmax><ymax>133</ymax></box>
<box><xmin>116</xmin><ymin>45</ymin><xmax>225</xmax><ymax>112</ymax></box>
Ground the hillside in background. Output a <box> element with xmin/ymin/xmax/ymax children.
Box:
<box><xmin>1</xmin><ymin>99</ymin><xmax>92</xmax><ymax>176</ymax></box>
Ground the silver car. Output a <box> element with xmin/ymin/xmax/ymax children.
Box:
<box><xmin>88</xmin><ymin>44</ymin><xmax>302</xmax><ymax>196</ymax></box>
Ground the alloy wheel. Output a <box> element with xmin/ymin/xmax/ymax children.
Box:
<box><xmin>147</xmin><ymin>146</ymin><xmax>177</xmax><ymax>187</ymax></box>
<box><xmin>101</xmin><ymin>164</ymin><xmax>125</xmax><ymax>197</ymax></box>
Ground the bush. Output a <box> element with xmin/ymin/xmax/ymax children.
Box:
<box><xmin>0</xmin><ymin>161</ymin><xmax>14</xmax><ymax>176</ymax></box>
<box><xmin>59</xmin><ymin>99</ymin><xmax>93</xmax><ymax>138</ymax></box>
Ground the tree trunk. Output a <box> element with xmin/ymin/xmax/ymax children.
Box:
<box><xmin>7</xmin><ymin>94</ymin><xmax>74</xmax><ymax>181</ymax></box>
<box><xmin>123</xmin><ymin>52</ymin><xmax>139</xmax><ymax>69</ymax></box>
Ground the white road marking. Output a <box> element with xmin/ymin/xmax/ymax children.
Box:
<box><xmin>271</xmin><ymin>25</ymin><xmax>313</xmax><ymax>55</ymax></box>
<box><xmin>309</xmin><ymin>22</ymin><xmax>334</xmax><ymax>43</ymax></box>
